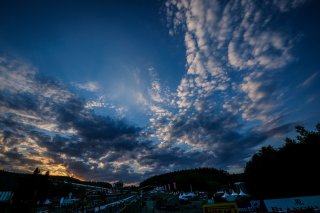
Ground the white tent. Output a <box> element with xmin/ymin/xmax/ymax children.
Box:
<box><xmin>226</xmin><ymin>192</ymin><xmax>237</xmax><ymax>202</ymax></box>
<box><xmin>239</xmin><ymin>189</ymin><xmax>249</xmax><ymax>196</ymax></box>
<box><xmin>231</xmin><ymin>190</ymin><xmax>238</xmax><ymax>196</ymax></box>
<box><xmin>222</xmin><ymin>191</ymin><xmax>229</xmax><ymax>199</ymax></box>
<box><xmin>43</xmin><ymin>199</ymin><xmax>52</xmax><ymax>205</ymax></box>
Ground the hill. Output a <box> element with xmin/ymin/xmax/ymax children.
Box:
<box><xmin>0</xmin><ymin>170</ymin><xmax>112</xmax><ymax>191</ymax></box>
<box><xmin>140</xmin><ymin>167</ymin><xmax>244</xmax><ymax>192</ymax></box>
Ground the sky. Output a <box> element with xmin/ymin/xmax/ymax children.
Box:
<box><xmin>0</xmin><ymin>0</ymin><xmax>320</xmax><ymax>184</ymax></box>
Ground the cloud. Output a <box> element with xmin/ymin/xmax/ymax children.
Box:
<box><xmin>164</xmin><ymin>0</ymin><xmax>302</xmax><ymax>115</ymax></box>
<box><xmin>299</xmin><ymin>72</ymin><xmax>319</xmax><ymax>88</ymax></box>
<box><xmin>148</xmin><ymin>0</ymin><xmax>305</xmax><ymax>172</ymax></box>
<box><xmin>165</xmin><ymin>0</ymin><xmax>295</xmax><ymax>127</ymax></box>
<box><xmin>73</xmin><ymin>81</ymin><xmax>100</xmax><ymax>92</ymax></box>
<box><xmin>0</xmin><ymin>54</ymin><xmax>303</xmax><ymax>181</ymax></box>
<box><xmin>270</xmin><ymin>0</ymin><xmax>307</xmax><ymax>13</ymax></box>
<box><xmin>0</xmin><ymin>0</ymin><xmax>309</xmax><ymax>182</ymax></box>
<box><xmin>238</xmin><ymin>71</ymin><xmax>287</xmax><ymax>121</ymax></box>
<box><xmin>150</xmin><ymin>83</ymin><xmax>164</xmax><ymax>103</ymax></box>
<box><xmin>85</xmin><ymin>96</ymin><xmax>106</xmax><ymax>109</ymax></box>
<box><xmin>0</xmin><ymin>57</ymin><xmax>154</xmax><ymax>182</ymax></box>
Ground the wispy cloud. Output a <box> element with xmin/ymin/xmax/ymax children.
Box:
<box><xmin>299</xmin><ymin>72</ymin><xmax>319</xmax><ymax>88</ymax></box>
<box><xmin>270</xmin><ymin>0</ymin><xmax>307</xmax><ymax>13</ymax></box>
<box><xmin>73</xmin><ymin>81</ymin><xmax>100</xmax><ymax>92</ymax></box>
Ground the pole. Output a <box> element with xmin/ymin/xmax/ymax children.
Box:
<box><xmin>140</xmin><ymin>190</ymin><xmax>143</xmax><ymax>207</ymax></box>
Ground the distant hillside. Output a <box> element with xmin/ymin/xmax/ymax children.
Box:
<box><xmin>0</xmin><ymin>170</ymin><xmax>28</xmax><ymax>190</ymax></box>
<box><xmin>140</xmin><ymin>168</ymin><xmax>244</xmax><ymax>192</ymax></box>
<box><xmin>49</xmin><ymin>175</ymin><xmax>112</xmax><ymax>189</ymax></box>
<box><xmin>0</xmin><ymin>170</ymin><xmax>111</xmax><ymax>191</ymax></box>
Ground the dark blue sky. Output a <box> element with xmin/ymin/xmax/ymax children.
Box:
<box><xmin>0</xmin><ymin>0</ymin><xmax>320</xmax><ymax>183</ymax></box>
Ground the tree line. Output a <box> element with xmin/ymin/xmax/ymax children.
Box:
<box><xmin>140</xmin><ymin>167</ymin><xmax>244</xmax><ymax>193</ymax></box>
<box><xmin>245</xmin><ymin>124</ymin><xmax>320</xmax><ymax>199</ymax></box>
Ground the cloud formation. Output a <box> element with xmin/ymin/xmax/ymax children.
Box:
<box><xmin>0</xmin><ymin>57</ymin><xmax>154</xmax><ymax>182</ymax></box>
<box><xmin>145</xmin><ymin>0</ymin><xmax>306</xmax><ymax>173</ymax></box>
<box><xmin>0</xmin><ymin>0</ymin><xmax>311</xmax><ymax>183</ymax></box>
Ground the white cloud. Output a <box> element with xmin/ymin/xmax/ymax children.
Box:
<box><xmin>73</xmin><ymin>81</ymin><xmax>99</xmax><ymax>92</ymax></box>
<box><xmin>271</xmin><ymin>0</ymin><xmax>307</xmax><ymax>12</ymax></box>
<box><xmin>228</xmin><ymin>28</ymin><xmax>294</xmax><ymax>71</ymax></box>
<box><xmin>299</xmin><ymin>72</ymin><xmax>319</xmax><ymax>88</ymax></box>
<box><xmin>228</xmin><ymin>41</ymin><xmax>244</xmax><ymax>69</ymax></box>
<box><xmin>0</xmin><ymin>59</ymin><xmax>38</xmax><ymax>94</ymax></box>
<box><xmin>159</xmin><ymin>0</ymin><xmax>301</xmax><ymax>159</ymax></box>
<box><xmin>149</xmin><ymin>79</ymin><xmax>163</xmax><ymax>103</ymax></box>
<box><xmin>85</xmin><ymin>96</ymin><xmax>106</xmax><ymax>109</ymax></box>
<box><xmin>240</xmin><ymin>72</ymin><xmax>265</xmax><ymax>103</ymax></box>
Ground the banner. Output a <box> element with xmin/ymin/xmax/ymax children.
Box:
<box><xmin>264</xmin><ymin>195</ymin><xmax>320</xmax><ymax>212</ymax></box>
<box><xmin>203</xmin><ymin>203</ymin><xmax>239</xmax><ymax>213</ymax></box>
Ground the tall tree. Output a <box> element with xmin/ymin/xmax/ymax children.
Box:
<box><xmin>245</xmin><ymin>124</ymin><xmax>320</xmax><ymax>199</ymax></box>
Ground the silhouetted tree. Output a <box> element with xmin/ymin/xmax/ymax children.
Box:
<box><xmin>33</xmin><ymin>167</ymin><xmax>40</xmax><ymax>175</ymax></box>
<box><xmin>245</xmin><ymin>123</ymin><xmax>320</xmax><ymax>199</ymax></box>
